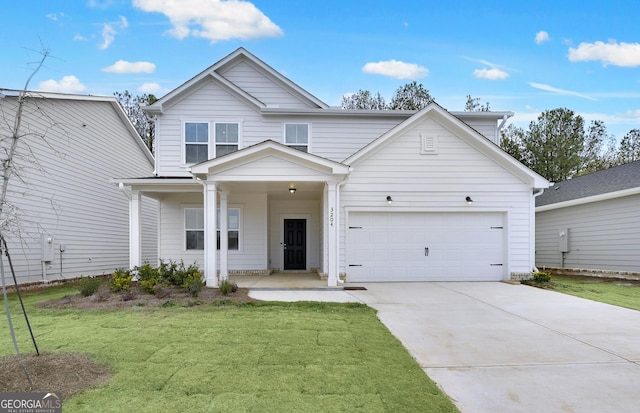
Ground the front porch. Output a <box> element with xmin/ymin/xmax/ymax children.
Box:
<box><xmin>230</xmin><ymin>271</ymin><xmax>337</xmax><ymax>289</ymax></box>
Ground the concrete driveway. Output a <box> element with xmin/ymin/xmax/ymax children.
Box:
<box><xmin>345</xmin><ymin>282</ymin><xmax>640</xmax><ymax>413</ymax></box>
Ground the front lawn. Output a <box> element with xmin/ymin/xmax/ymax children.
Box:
<box><xmin>545</xmin><ymin>275</ymin><xmax>640</xmax><ymax>311</ymax></box>
<box><xmin>0</xmin><ymin>284</ymin><xmax>457</xmax><ymax>412</ymax></box>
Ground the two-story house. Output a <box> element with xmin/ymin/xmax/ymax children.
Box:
<box><xmin>114</xmin><ymin>48</ymin><xmax>549</xmax><ymax>287</ymax></box>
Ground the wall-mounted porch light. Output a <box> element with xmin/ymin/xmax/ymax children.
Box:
<box><xmin>465</xmin><ymin>196</ymin><xmax>473</xmax><ymax>205</ymax></box>
<box><xmin>386</xmin><ymin>196</ymin><xmax>393</xmax><ymax>204</ymax></box>
<box><xmin>289</xmin><ymin>187</ymin><xmax>297</xmax><ymax>194</ymax></box>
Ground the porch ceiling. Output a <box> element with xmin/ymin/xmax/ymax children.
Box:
<box><xmin>221</xmin><ymin>181</ymin><xmax>325</xmax><ymax>200</ymax></box>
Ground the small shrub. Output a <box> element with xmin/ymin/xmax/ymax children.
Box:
<box><xmin>110</xmin><ymin>269</ymin><xmax>132</xmax><ymax>292</ymax></box>
<box><xmin>161</xmin><ymin>300</ymin><xmax>177</xmax><ymax>308</ymax></box>
<box><xmin>185</xmin><ymin>277</ymin><xmax>203</xmax><ymax>297</ymax></box>
<box><xmin>218</xmin><ymin>279</ymin><xmax>238</xmax><ymax>296</ymax></box>
<box><xmin>532</xmin><ymin>271</ymin><xmax>552</xmax><ymax>283</ymax></box>
<box><xmin>78</xmin><ymin>276</ymin><xmax>101</xmax><ymax>297</ymax></box>
<box><xmin>136</xmin><ymin>262</ymin><xmax>163</xmax><ymax>294</ymax></box>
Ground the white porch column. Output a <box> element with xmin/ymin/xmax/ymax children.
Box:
<box><xmin>321</xmin><ymin>185</ymin><xmax>329</xmax><ymax>278</ymax></box>
<box><xmin>205</xmin><ymin>182</ymin><xmax>218</xmax><ymax>287</ymax></box>
<box><xmin>326</xmin><ymin>183</ymin><xmax>338</xmax><ymax>286</ymax></box>
<box><xmin>219</xmin><ymin>191</ymin><xmax>229</xmax><ymax>281</ymax></box>
<box><xmin>129</xmin><ymin>189</ymin><xmax>142</xmax><ymax>269</ymax></box>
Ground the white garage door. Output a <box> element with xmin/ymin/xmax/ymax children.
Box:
<box><xmin>346</xmin><ymin>212</ymin><xmax>505</xmax><ymax>282</ymax></box>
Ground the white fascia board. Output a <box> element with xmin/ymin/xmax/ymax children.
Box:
<box><xmin>536</xmin><ymin>187</ymin><xmax>640</xmax><ymax>212</ymax></box>
<box><xmin>261</xmin><ymin>107</ymin><xmax>414</xmax><ymax>117</ymax></box>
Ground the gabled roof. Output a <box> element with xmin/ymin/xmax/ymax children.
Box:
<box><xmin>190</xmin><ymin>139</ymin><xmax>349</xmax><ymax>178</ymax></box>
<box><xmin>0</xmin><ymin>89</ymin><xmax>154</xmax><ymax>165</ymax></box>
<box><xmin>344</xmin><ymin>102</ymin><xmax>549</xmax><ymax>188</ymax></box>
<box><xmin>143</xmin><ymin>47</ymin><xmax>328</xmax><ymax>114</ymax></box>
<box><xmin>536</xmin><ymin>160</ymin><xmax>640</xmax><ymax>208</ymax></box>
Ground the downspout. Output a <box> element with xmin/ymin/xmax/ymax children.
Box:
<box><xmin>531</xmin><ymin>188</ymin><xmax>545</xmax><ymax>272</ymax></box>
<box><xmin>334</xmin><ymin>171</ymin><xmax>351</xmax><ymax>284</ymax></box>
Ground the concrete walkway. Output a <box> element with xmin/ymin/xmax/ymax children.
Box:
<box><xmin>344</xmin><ymin>282</ymin><xmax>640</xmax><ymax>413</ymax></box>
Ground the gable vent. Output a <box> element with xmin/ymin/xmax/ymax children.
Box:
<box><xmin>420</xmin><ymin>133</ymin><xmax>438</xmax><ymax>154</ymax></box>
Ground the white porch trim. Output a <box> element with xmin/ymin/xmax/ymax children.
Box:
<box><xmin>205</xmin><ymin>182</ymin><xmax>218</xmax><ymax>287</ymax></box>
<box><xmin>129</xmin><ymin>189</ymin><xmax>142</xmax><ymax>269</ymax></box>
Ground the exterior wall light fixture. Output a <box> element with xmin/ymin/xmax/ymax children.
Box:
<box><xmin>466</xmin><ymin>196</ymin><xmax>473</xmax><ymax>205</ymax></box>
<box><xmin>289</xmin><ymin>187</ymin><xmax>296</xmax><ymax>194</ymax></box>
<box><xmin>386</xmin><ymin>196</ymin><xmax>393</xmax><ymax>204</ymax></box>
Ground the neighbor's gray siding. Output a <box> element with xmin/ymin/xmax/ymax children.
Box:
<box><xmin>0</xmin><ymin>96</ymin><xmax>156</xmax><ymax>284</ymax></box>
<box><xmin>536</xmin><ymin>194</ymin><xmax>640</xmax><ymax>272</ymax></box>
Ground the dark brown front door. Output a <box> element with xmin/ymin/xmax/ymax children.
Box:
<box><xmin>284</xmin><ymin>219</ymin><xmax>306</xmax><ymax>270</ymax></box>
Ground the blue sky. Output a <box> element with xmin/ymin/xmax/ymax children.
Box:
<box><xmin>3</xmin><ymin>0</ymin><xmax>640</xmax><ymax>140</ymax></box>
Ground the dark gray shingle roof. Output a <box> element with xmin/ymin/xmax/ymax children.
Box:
<box><xmin>536</xmin><ymin>160</ymin><xmax>640</xmax><ymax>207</ymax></box>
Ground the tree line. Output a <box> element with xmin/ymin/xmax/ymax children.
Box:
<box><xmin>116</xmin><ymin>84</ymin><xmax>640</xmax><ymax>182</ymax></box>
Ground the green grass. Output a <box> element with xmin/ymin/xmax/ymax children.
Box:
<box><xmin>0</xmin><ymin>285</ymin><xmax>457</xmax><ymax>412</ymax></box>
<box><xmin>548</xmin><ymin>275</ymin><xmax>640</xmax><ymax>311</ymax></box>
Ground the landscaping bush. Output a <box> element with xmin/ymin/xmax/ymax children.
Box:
<box><xmin>182</xmin><ymin>262</ymin><xmax>203</xmax><ymax>297</ymax></box>
<box><xmin>219</xmin><ymin>279</ymin><xmax>238</xmax><ymax>296</ymax></box>
<box><xmin>78</xmin><ymin>276</ymin><xmax>101</xmax><ymax>297</ymax></box>
<box><xmin>110</xmin><ymin>269</ymin><xmax>132</xmax><ymax>292</ymax></box>
<box><xmin>136</xmin><ymin>262</ymin><xmax>163</xmax><ymax>294</ymax></box>
<box><xmin>532</xmin><ymin>271</ymin><xmax>552</xmax><ymax>283</ymax></box>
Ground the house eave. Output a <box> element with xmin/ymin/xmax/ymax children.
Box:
<box><xmin>536</xmin><ymin>187</ymin><xmax>640</xmax><ymax>212</ymax></box>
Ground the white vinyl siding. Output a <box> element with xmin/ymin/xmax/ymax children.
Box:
<box><xmin>218</xmin><ymin>60</ymin><xmax>315</xmax><ymax>109</ymax></box>
<box><xmin>0</xmin><ymin>96</ymin><xmax>155</xmax><ymax>284</ymax></box>
<box><xmin>536</xmin><ymin>194</ymin><xmax>640</xmax><ymax>272</ymax></box>
<box><xmin>340</xmin><ymin>117</ymin><xmax>533</xmax><ymax>279</ymax></box>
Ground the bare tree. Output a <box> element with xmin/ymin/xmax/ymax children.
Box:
<box><xmin>114</xmin><ymin>90</ymin><xmax>156</xmax><ymax>153</ymax></box>
<box><xmin>1</xmin><ymin>49</ymin><xmax>52</xmax><ymax>387</ymax></box>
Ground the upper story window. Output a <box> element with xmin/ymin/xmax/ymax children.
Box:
<box><xmin>215</xmin><ymin>123</ymin><xmax>239</xmax><ymax>157</ymax></box>
<box><xmin>185</xmin><ymin>122</ymin><xmax>209</xmax><ymax>164</ymax></box>
<box><xmin>284</xmin><ymin>123</ymin><xmax>309</xmax><ymax>152</ymax></box>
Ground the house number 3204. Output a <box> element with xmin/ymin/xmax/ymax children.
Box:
<box><xmin>330</xmin><ymin>207</ymin><xmax>334</xmax><ymax>226</ymax></box>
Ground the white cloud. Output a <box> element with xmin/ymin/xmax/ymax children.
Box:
<box><xmin>568</xmin><ymin>41</ymin><xmax>640</xmax><ymax>67</ymax></box>
<box><xmin>473</xmin><ymin>67</ymin><xmax>509</xmax><ymax>80</ymax></box>
<box><xmin>138</xmin><ymin>83</ymin><xmax>168</xmax><ymax>95</ymax></box>
<box><xmin>102</xmin><ymin>60</ymin><xmax>156</xmax><ymax>74</ymax></box>
<box><xmin>535</xmin><ymin>31</ymin><xmax>550</xmax><ymax>44</ymax></box>
<box><xmin>132</xmin><ymin>0</ymin><xmax>283</xmax><ymax>43</ymax></box>
<box><xmin>46</xmin><ymin>12</ymin><xmax>64</xmax><ymax>21</ymax></box>
<box><xmin>99</xmin><ymin>16</ymin><xmax>128</xmax><ymax>50</ymax></box>
<box><xmin>529</xmin><ymin>82</ymin><xmax>597</xmax><ymax>101</ymax></box>
<box><xmin>362</xmin><ymin>60</ymin><xmax>428</xmax><ymax>79</ymax></box>
<box><xmin>73</xmin><ymin>34</ymin><xmax>88</xmax><ymax>41</ymax></box>
<box><xmin>38</xmin><ymin>76</ymin><xmax>86</xmax><ymax>93</ymax></box>
<box><xmin>99</xmin><ymin>24</ymin><xmax>116</xmax><ymax>50</ymax></box>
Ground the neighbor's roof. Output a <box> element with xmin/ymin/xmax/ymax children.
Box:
<box><xmin>536</xmin><ymin>159</ymin><xmax>640</xmax><ymax>207</ymax></box>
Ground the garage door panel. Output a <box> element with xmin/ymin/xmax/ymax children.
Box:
<box><xmin>347</xmin><ymin>212</ymin><xmax>505</xmax><ymax>282</ymax></box>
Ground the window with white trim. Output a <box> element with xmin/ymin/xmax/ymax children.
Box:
<box><xmin>214</xmin><ymin>123</ymin><xmax>239</xmax><ymax>156</ymax></box>
<box><xmin>184</xmin><ymin>208</ymin><xmax>240</xmax><ymax>250</ymax></box>
<box><xmin>217</xmin><ymin>208</ymin><xmax>240</xmax><ymax>250</ymax></box>
<box><xmin>185</xmin><ymin>208</ymin><xmax>204</xmax><ymax>250</ymax></box>
<box><xmin>185</xmin><ymin>122</ymin><xmax>209</xmax><ymax>164</ymax></box>
<box><xmin>284</xmin><ymin>123</ymin><xmax>309</xmax><ymax>152</ymax></box>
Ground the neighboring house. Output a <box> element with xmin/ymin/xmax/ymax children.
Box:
<box><xmin>536</xmin><ymin>160</ymin><xmax>640</xmax><ymax>274</ymax></box>
<box><xmin>114</xmin><ymin>48</ymin><xmax>549</xmax><ymax>287</ymax></box>
<box><xmin>0</xmin><ymin>90</ymin><xmax>157</xmax><ymax>285</ymax></box>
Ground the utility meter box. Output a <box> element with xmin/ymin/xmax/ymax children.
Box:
<box><xmin>41</xmin><ymin>233</ymin><xmax>55</xmax><ymax>262</ymax></box>
<box><xmin>558</xmin><ymin>228</ymin><xmax>569</xmax><ymax>253</ymax></box>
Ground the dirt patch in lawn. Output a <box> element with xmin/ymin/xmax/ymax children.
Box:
<box><xmin>36</xmin><ymin>283</ymin><xmax>260</xmax><ymax>310</ymax></box>
<box><xmin>0</xmin><ymin>352</ymin><xmax>111</xmax><ymax>400</ymax></box>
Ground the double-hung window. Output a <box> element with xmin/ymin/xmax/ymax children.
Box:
<box><xmin>185</xmin><ymin>122</ymin><xmax>209</xmax><ymax>164</ymax></box>
<box><xmin>214</xmin><ymin>123</ymin><xmax>239</xmax><ymax>156</ymax></box>
<box><xmin>284</xmin><ymin>123</ymin><xmax>309</xmax><ymax>152</ymax></box>
<box><xmin>185</xmin><ymin>208</ymin><xmax>205</xmax><ymax>250</ymax></box>
<box><xmin>184</xmin><ymin>207</ymin><xmax>240</xmax><ymax>251</ymax></box>
<box><xmin>217</xmin><ymin>208</ymin><xmax>240</xmax><ymax>250</ymax></box>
